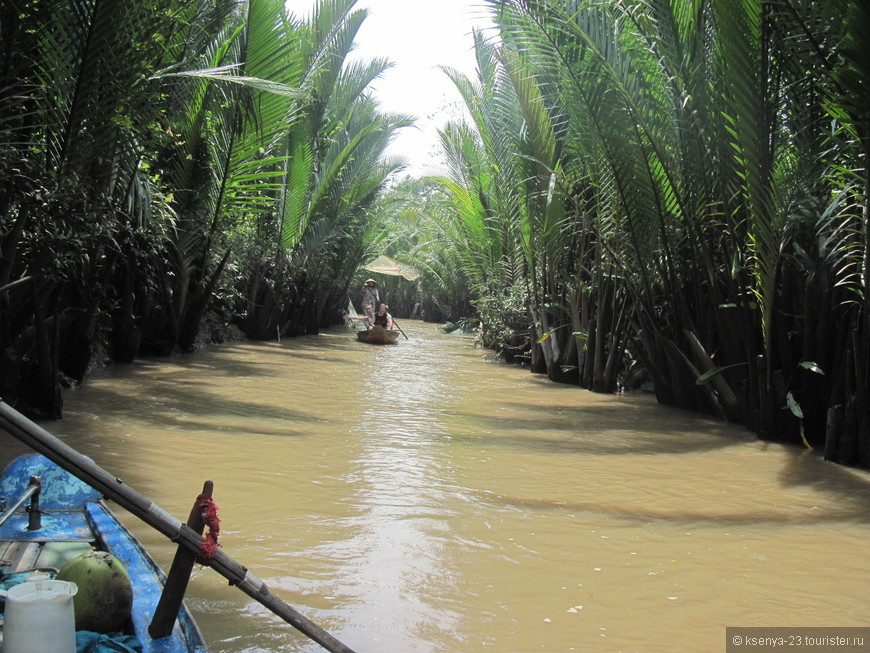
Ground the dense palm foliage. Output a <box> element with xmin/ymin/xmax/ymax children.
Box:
<box><xmin>404</xmin><ymin>0</ymin><xmax>868</xmax><ymax>465</ymax></box>
<box><xmin>3</xmin><ymin>0</ymin><xmax>868</xmax><ymax>468</ymax></box>
<box><xmin>0</xmin><ymin>0</ymin><xmax>406</xmax><ymax>417</ymax></box>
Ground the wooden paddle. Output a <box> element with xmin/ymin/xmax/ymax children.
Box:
<box><xmin>0</xmin><ymin>400</ymin><xmax>358</xmax><ymax>653</ymax></box>
<box><xmin>392</xmin><ymin>319</ymin><xmax>409</xmax><ymax>340</ymax></box>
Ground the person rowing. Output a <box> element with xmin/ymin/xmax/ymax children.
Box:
<box><xmin>360</xmin><ymin>278</ymin><xmax>379</xmax><ymax>328</ymax></box>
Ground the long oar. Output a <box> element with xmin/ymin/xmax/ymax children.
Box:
<box><xmin>392</xmin><ymin>319</ymin><xmax>409</xmax><ymax>340</ymax></box>
<box><xmin>0</xmin><ymin>400</ymin><xmax>357</xmax><ymax>653</ymax></box>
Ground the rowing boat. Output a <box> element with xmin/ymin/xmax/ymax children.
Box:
<box><xmin>0</xmin><ymin>453</ymin><xmax>207</xmax><ymax>652</ymax></box>
<box><xmin>356</xmin><ymin>325</ymin><xmax>399</xmax><ymax>345</ymax></box>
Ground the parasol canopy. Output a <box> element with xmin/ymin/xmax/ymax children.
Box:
<box><xmin>363</xmin><ymin>255</ymin><xmax>421</xmax><ymax>281</ymax></box>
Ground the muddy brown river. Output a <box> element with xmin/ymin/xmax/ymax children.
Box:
<box><xmin>2</xmin><ymin>320</ymin><xmax>869</xmax><ymax>652</ymax></box>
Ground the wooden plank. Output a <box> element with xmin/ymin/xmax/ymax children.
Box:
<box><xmin>0</xmin><ymin>541</ymin><xmax>42</xmax><ymax>573</ymax></box>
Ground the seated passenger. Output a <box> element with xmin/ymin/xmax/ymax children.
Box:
<box><xmin>373</xmin><ymin>303</ymin><xmax>393</xmax><ymax>330</ymax></box>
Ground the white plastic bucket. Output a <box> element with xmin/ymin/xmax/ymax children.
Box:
<box><xmin>0</xmin><ymin>579</ymin><xmax>78</xmax><ymax>653</ymax></box>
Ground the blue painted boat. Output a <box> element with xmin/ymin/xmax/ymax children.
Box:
<box><xmin>0</xmin><ymin>454</ymin><xmax>208</xmax><ymax>652</ymax></box>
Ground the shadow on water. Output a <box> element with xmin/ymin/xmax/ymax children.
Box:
<box><xmin>477</xmin><ymin>491</ymin><xmax>870</xmax><ymax>527</ymax></box>
<box><xmin>129</xmin><ymin>349</ymin><xmax>279</xmax><ymax>380</ymax></box>
<box><xmin>63</xmin><ymin>380</ymin><xmax>315</xmax><ymax>437</ymax></box>
<box><xmin>159</xmin><ymin>338</ymin><xmax>360</xmax><ymax>379</ymax></box>
<box><xmin>776</xmin><ymin>444</ymin><xmax>870</xmax><ymax>517</ymax></box>
<box><xmin>68</xmin><ymin>334</ymin><xmax>374</xmax><ymax>436</ymax></box>
<box><xmin>449</xmin><ymin>402</ymin><xmax>752</xmax><ymax>456</ymax></box>
<box><xmin>473</xmin><ymin>438</ymin><xmax>870</xmax><ymax>528</ymax></box>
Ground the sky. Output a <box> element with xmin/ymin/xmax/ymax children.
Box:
<box><xmin>287</xmin><ymin>0</ymin><xmax>496</xmax><ymax>177</ymax></box>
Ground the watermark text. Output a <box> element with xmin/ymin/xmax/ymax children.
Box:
<box><xmin>727</xmin><ymin>627</ymin><xmax>870</xmax><ymax>652</ymax></box>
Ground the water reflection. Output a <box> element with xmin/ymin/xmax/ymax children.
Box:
<box><xmin>3</xmin><ymin>321</ymin><xmax>870</xmax><ymax>652</ymax></box>
<box><xmin>339</xmin><ymin>332</ymin><xmax>464</xmax><ymax>651</ymax></box>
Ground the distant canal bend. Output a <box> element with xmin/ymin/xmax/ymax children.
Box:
<box><xmin>5</xmin><ymin>320</ymin><xmax>870</xmax><ymax>652</ymax></box>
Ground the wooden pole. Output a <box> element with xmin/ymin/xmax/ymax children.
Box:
<box><xmin>392</xmin><ymin>320</ymin><xmax>409</xmax><ymax>340</ymax></box>
<box><xmin>148</xmin><ymin>480</ymin><xmax>213</xmax><ymax>639</ymax></box>
<box><xmin>0</xmin><ymin>400</ymin><xmax>358</xmax><ymax>653</ymax></box>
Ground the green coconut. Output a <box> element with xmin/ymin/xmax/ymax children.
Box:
<box><xmin>56</xmin><ymin>550</ymin><xmax>133</xmax><ymax>633</ymax></box>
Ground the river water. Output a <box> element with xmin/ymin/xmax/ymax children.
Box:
<box><xmin>3</xmin><ymin>320</ymin><xmax>869</xmax><ymax>652</ymax></box>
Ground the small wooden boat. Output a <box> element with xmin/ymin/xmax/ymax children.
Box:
<box><xmin>0</xmin><ymin>453</ymin><xmax>208</xmax><ymax>652</ymax></box>
<box><xmin>357</xmin><ymin>325</ymin><xmax>399</xmax><ymax>345</ymax></box>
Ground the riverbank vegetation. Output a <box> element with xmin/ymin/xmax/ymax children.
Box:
<box><xmin>2</xmin><ymin>0</ymin><xmax>868</xmax><ymax>468</ymax></box>
<box><xmin>1</xmin><ymin>0</ymin><xmax>408</xmax><ymax>417</ymax></box>
<box><xmin>376</xmin><ymin>0</ymin><xmax>869</xmax><ymax>466</ymax></box>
